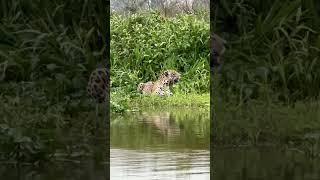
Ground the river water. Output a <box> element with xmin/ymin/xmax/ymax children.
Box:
<box><xmin>2</xmin><ymin>108</ymin><xmax>320</xmax><ymax>179</ymax></box>
<box><xmin>110</xmin><ymin>108</ymin><xmax>210</xmax><ymax>180</ymax></box>
<box><xmin>213</xmin><ymin>147</ymin><xmax>320</xmax><ymax>180</ymax></box>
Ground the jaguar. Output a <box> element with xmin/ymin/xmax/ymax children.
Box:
<box><xmin>137</xmin><ymin>70</ymin><xmax>180</xmax><ymax>97</ymax></box>
<box><xmin>87</xmin><ymin>68</ymin><xmax>109</xmax><ymax>103</ymax></box>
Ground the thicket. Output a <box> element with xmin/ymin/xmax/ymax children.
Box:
<box><xmin>0</xmin><ymin>0</ymin><xmax>108</xmax><ymax>163</ymax></box>
<box><xmin>214</xmin><ymin>0</ymin><xmax>320</xmax><ymax>103</ymax></box>
<box><xmin>0</xmin><ymin>0</ymin><xmax>107</xmax><ymax>107</ymax></box>
<box><xmin>110</xmin><ymin>12</ymin><xmax>210</xmax><ymax>95</ymax></box>
<box><xmin>213</xmin><ymin>0</ymin><xmax>320</xmax><ymax>147</ymax></box>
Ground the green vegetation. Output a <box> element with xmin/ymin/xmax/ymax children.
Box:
<box><xmin>110</xmin><ymin>12</ymin><xmax>210</xmax><ymax>111</ymax></box>
<box><xmin>111</xmin><ymin>90</ymin><xmax>209</xmax><ymax>113</ymax></box>
<box><xmin>213</xmin><ymin>0</ymin><xmax>320</xmax><ymax>149</ymax></box>
<box><xmin>0</xmin><ymin>0</ymin><xmax>108</xmax><ymax>164</ymax></box>
<box><xmin>214</xmin><ymin>96</ymin><xmax>320</xmax><ymax>145</ymax></box>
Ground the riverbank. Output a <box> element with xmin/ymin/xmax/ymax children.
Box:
<box><xmin>0</xmin><ymin>86</ymin><xmax>107</xmax><ymax>163</ymax></box>
<box><xmin>111</xmin><ymin>90</ymin><xmax>210</xmax><ymax>113</ymax></box>
<box><xmin>213</xmin><ymin>97</ymin><xmax>320</xmax><ymax>157</ymax></box>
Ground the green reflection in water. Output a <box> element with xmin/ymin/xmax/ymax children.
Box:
<box><xmin>110</xmin><ymin>108</ymin><xmax>210</xmax><ymax>180</ymax></box>
<box><xmin>110</xmin><ymin>108</ymin><xmax>210</xmax><ymax>150</ymax></box>
<box><xmin>213</xmin><ymin>147</ymin><xmax>320</xmax><ymax>180</ymax></box>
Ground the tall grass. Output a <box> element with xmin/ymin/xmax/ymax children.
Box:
<box><xmin>214</xmin><ymin>0</ymin><xmax>320</xmax><ymax>103</ymax></box>
<box><xmin>111</xmin><ymin>12</ymin><xmax>210</xmax><ymax>94</ymax></box>
<box><xmin>213</xmin><ymin>0</ymin><xmax>320</xmax><ymax>147</ymax></box>
<box><xmin>0</xmin><ymin>0</ymin><xmax>107</xmax><ymax>104</ymax></box>
<box><xmin>0</xmin><ymin>0</ymin><xmax>109</xmax><ymax>163</ymax></box>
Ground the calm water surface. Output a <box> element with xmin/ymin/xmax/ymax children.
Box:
<box><xmin>110</xmin><ymin>108</ymin><xmax>210</xmax><ymax>180</ymax></box>
<box><xmin>2</xmin><ymin>109</ymin><xmax>320</xmax><ymax>179</ymax></box>
<box><xmin>213</xmin><ymin>147</ymin><xmax>320</xmax><ymax>180</ymax></box>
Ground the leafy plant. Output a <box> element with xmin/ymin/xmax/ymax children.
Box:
<box><xmin>111</xmin><ymin>12</ymin><xmax>210</xmax><ymax>94</ymax></box>
<box><xmin>214</xmin><ymin>0</ymin><xmax>320</xmax><ymax>103</ymax></box>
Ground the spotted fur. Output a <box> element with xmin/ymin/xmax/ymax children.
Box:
<box><xmin>87</xmin><ymin>68</ymin><xmax>108</xmax><ymax>103</ymax></box>
<box><xmin>137</xmin><ymin>70</ymin><xmax>180</xmax><ymax>97</ymax></box>
<box><xmin>137</xmin><ymin>81</ymin><xmax>154</xmax><ymax>94</ymax></box>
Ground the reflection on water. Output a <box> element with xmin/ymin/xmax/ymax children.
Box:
<box><xmin>213</xmin><ymin>147</ymin><xmax>320</xmax><ymax>180</ymax></box>
<box><xmin>110</xmin><ymin>108</ymin><xmax>210</xmax><ymax>180</ymax></box>
<box><xmin>0</xmin><ymin>160</ymin><xmax>108</xmax><ymax>180</ymax></box>
<box><xmin>0</xmin><ymin>115</ymin><xmax>109</xmax><ymax>180</ymax></box>
<box><xmin>141</xmin><ymin>112</ymin><xmax>181</xmax><ymax>138</ymax></box>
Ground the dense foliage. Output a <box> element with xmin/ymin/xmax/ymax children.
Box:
<box><xmin>214</xmin><ymin>0</ymin><xmax>320</xmax><ymax>103</ymax></box>
<box><xmin>212</xmin><ymin>0</ymin><xmax>320</xmax><ymax>148</ymax></box>
<box><xmin>0</xmin><ymin>0</ymin><xmax>107</xmax><ymax>105</ymax></box>
<box><xmin>0</xmin><ymin>0</ymin><xmax>108</xmax><ymax>163</ymax></box>
<box><xmin>111</xmin><ymin>12</ymin><xmax>210</xmax><ymax>94</ymax></box>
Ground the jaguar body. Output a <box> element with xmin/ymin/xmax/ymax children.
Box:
<box><xmin>137</xmin><ymin>70</ymin><xmax>180</xmax><ymax>97</ymax></box>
